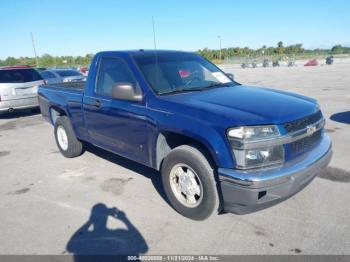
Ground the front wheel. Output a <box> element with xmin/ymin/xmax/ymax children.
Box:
<box><xmin>161</xmin><ymin>145</ymin><xmax>220</xmax><ymax>220</ymax></box>
<box><xmin>54</xmin><ymin>116</ymin><xmax>84</xmax><ymax>158</ymax></box>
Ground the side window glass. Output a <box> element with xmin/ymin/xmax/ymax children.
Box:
<box><xmin>96</xmin><ymin>57</ymin><xmax>137</xmax><ymax>97</ymax></box>
<box><xmin>41</xmin><ymin>72</ymin><xmax>49</xmax><ymax>78</ymax></box>
<box><xmin>42</xmin><ymin>71</ymin><xmax>55</xmax><ymax>79</ymax></box>
<box><xmin>48</xmin><ymin>72</ymin><xmax>56</xmax><ymax>78</ymax></box>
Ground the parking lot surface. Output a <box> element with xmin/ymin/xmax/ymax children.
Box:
<box><xmin>0</xmin><ymin>61</ymin><xmax>349</xmax><ymax>255</ymax></box>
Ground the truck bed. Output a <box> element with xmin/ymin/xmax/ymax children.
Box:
<box><xmin>38</xmin><ymin>81</ymin><xmax>85</xmax><ymax>125</ymax></box>
<box><xmin>45</xmin><ymin>81</ymin><xmax>86</xmax><ymax>90</ymax></box>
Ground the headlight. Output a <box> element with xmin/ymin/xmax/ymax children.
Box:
<box><xmin>227</xmin><ymin>125</ymin><xmax>284</xmax><ymax>169</ymax></box>
<box><xmin>228</xmin><ymin>125</ymin><xmax>279</xmax><ymax>140</ymax></box>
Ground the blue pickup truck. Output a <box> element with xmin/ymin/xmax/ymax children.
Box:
<box><xmin>38</xmin><ymin>50</ymin><xmax>332</xmax><ymax>220</ymax></box>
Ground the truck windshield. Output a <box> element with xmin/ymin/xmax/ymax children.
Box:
<box><xmin>133</xmin><ymin>52</ymin><xmax>237</xmax><ymax>95</ymax></box>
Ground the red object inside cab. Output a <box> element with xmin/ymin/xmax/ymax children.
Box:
<box><xmin>179</xmin><ymin>70</ymin><xmax>190</xmax><ymax>78</ymax></box>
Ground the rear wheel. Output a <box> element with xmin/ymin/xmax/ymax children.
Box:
<box><xmin>161</xmin><ymin>145</ymin><xmax>220</xmax><ymax>220</ymax></box>
<box><xmin>54</xmin><ymin>116</ymin><xmax>84</xmax><ymax>158</ymax></box>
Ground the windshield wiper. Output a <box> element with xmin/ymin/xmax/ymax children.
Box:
<box><xmin>159</xmin><ymin>83</ymin><xmax>229</xmax><ymax>95</ymax></box>
<box><xmin>159</xmin><ymin>87</ymin><xmax>207</xmax><ymax>95</ymax></box>
<box><xmin>202</xmin><ymin>82</ymin><xmax>229</xmax><ymax>89</ymax></box>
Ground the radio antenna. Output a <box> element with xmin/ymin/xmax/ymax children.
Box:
<box><xmin>31</xmin><ymin>32</ymin><xmax>39</xmax><ymax>66</ymax></box>
<box><xmin>152</xmin><ymin>16</ymin><xmax>157</xmax><ymax>50</ymax></box>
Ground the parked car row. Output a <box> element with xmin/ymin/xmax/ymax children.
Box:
<box><xmin>304</xmin><ymin>56</ymin><xmax>334</xmax><ymax>67</ymax></box>
<box><xmin>241</xmin><ymin>56</ymin><xmax>334</xmax><ymax>69</ymax></box>
<box><xmin>0</xmin><ymin>66</ymin><xmax>85</xmax><ymax>114</ymax></box>
<box><xmin>241</xmin><ymin>59</ymin><xmax>294</xmax><ymax>69</ymax></box>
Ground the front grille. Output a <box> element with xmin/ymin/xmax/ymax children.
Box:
<box><xmin>284</xmin><ymin>111</ymin><xmax>322</xmax><ymax>133</ymax></box>
<box><xmin>290</xmin><ymin>129</ymin><xmax>322</xmax><ymax>153</ymax></box>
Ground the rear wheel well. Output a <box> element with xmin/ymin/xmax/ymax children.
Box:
<box><xmin>156</xmin><ymin>131</ymin><xmax>216</xmax><ymax>170</ymax></box>
<box><xmin>50</xmin><ymin>107</ymin><xmax>66</xmax><ymax>125</ymax></box>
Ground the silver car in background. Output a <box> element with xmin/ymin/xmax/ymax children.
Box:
<box><xmin>40</xmin><ymin>69</ymin><xmax>86</xmax><ymax>84</ymax></box>
<box><xmin>0</xmin><ymin>66</ymin><xmax>44</xmax><ymax>113</ymax></box>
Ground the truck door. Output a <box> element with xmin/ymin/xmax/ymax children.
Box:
<box><xmin>83</xmin><ymin>56</ymin><xmax>149</xmax><ymax>166</ymax></box>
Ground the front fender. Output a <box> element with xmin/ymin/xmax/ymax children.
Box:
<box><xmin>149</xmin><ymin>109</ymin><xmax>234</xmax><ymax>169</ymax></box>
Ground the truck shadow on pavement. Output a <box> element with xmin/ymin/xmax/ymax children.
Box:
<box><xmin>0</xmin><ymin>108</ymin><xmax>40</xmax><ymax>119</ymax></box>
<box><xmin>85</xmin><ymin>144</ymin><xmax>170</xmax><ymax>205</ymax></box>
<box><xmin>66</xmin><ymin>203</ymin><xmax>148</xmax><ymax>261</ymax></box>
<box><xmin>330</xmin><ymin>111</ymin><xmax>350</xmax><ymax>124</ymax></box>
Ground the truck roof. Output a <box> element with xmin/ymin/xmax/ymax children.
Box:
<box><xmin>96</xmin><ymin>49</ymin><xmax>192</xmax><ymax>57</ymax></box>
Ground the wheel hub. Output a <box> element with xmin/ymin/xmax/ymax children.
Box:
<box><xmin>169</xmin><ymin>164</ymin><xmax>203</xmax><ymax>207</ymax></box>
<box><xmin>178</xmin><ymin>171</ymin><xmax>199</xmax><ymax>197</ymax></box>
<box><xmin>57</xmin><ymin>126</ymin><xmax>68</xmax><ymax>151</ymax></box>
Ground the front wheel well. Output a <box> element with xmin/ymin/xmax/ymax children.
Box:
<box><xmin>156</xmin><ymin>131</ymin><xmax>217</xmax><ymax>170</ymax></box>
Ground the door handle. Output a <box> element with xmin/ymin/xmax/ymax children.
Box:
<box><xmin>91</xmin><ymin>100</ymin><xmax>101</xmax><ymax>108</ymax></box>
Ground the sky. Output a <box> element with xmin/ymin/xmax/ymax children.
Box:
<box><xmin>1</xmin><ymin>0</ymin><xmax>350</xmax><ymax>59</ymax></box>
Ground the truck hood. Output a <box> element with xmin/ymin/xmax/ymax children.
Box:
<box><xmin>158</xmin><ymin>85</ymin><xmax>319</xmax><ymax>126</ymax></box>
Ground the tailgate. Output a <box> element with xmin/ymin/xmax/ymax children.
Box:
<box><xmin>0</xmin><ymin>80</ymin><xmax>43</xmax><ymax>100</ymax></box>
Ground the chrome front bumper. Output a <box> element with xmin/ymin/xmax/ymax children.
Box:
<box><xmin>218</xmin><ymin>134</ymin><xmax>332</xmax><ymax>214</ymax></box>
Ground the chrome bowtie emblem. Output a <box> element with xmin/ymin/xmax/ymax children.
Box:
<box><xmin>306</xmin><ymin>125</ymin><xmax>317</xmax><ymax>136</ymax></box>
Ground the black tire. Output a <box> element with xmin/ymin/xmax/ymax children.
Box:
<box><xmin>161</xmin><ymin>145</ymin><xmax>220</xmax><ymax>220</ymax></box>
<box><xmin>54</xmin><ymin>116</ymin><xmax>84</xmax><ymax>158</ymax></box>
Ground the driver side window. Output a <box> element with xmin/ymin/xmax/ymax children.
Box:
<box><xmin>96</xmin><ymin>57</ymin><xmax>137</xmax><ymax>97</ymax></box>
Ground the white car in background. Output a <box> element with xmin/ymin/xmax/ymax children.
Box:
<box><xmin>0</xmin><ymin>66</ymin><xmax>44</xmax><ymax>113</ymax></box>
<box><xmin>40</xmin><ymin>69</ymin><xmax>86</xmax><ymax>84</ymax></box>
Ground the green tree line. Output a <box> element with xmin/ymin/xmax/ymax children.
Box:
<box><xmin>198</xmin><ymin>43</ymin><xmax>350</xmax><ymax>60</ymax></box>
<box><xmin>0</xmin><ymin>53</ymin><xmax>94</xmax><ymax>67</ymax></box>
<box><xmin>0</xmin><ymin>43</ymin><xmax>349</xmax><ymax>67</ymax></box>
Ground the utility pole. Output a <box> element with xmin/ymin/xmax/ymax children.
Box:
<box><xmin>218</xmin><ymin>35</ymin><xmax>222</xmax><ymax>60</ymax></box>
<box><xmin>31</xmin><ymin>32</ymin><xmax>39</xmax><ymax>66</ymax></box>
<box><xmin>152</xmin><ymin>16</ymin><xmax>157</xmax><ymax>50</ymax></box>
